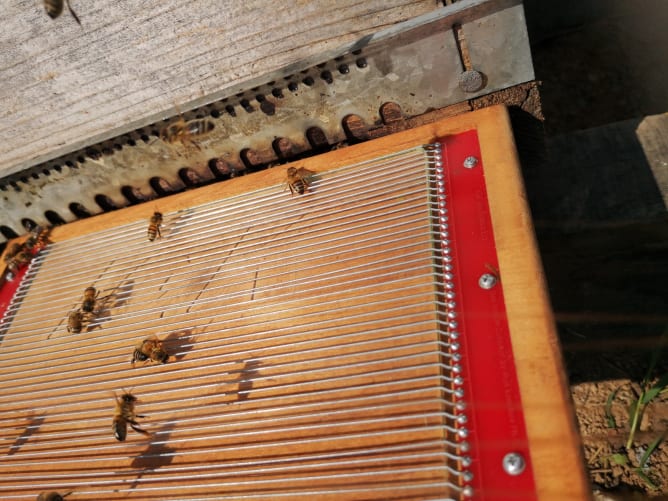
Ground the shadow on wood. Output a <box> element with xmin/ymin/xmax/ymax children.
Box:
<box><xmin>518</xmin><ymin>113</ymin><xmax>668</xmax><ymax>383</ymax></box>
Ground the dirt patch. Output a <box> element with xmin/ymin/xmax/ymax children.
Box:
<box><xmin>572</xmin><ymin>376</ymin><xmax>668</xmax><ymax>494</ymax></box>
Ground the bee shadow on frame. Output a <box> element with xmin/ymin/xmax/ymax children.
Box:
<box><xmin>128</xmin><ymin>421</ymin><xmax>177</xmax><ymax>489</ymax></box>
<box><xmin>6</xmin><ymin>412</ymin><xmax>45</xmax><ymax>456</ymax></box>
<box><xmin>108</xmin><ymin>278</ymin><xmax>135</xmax><ymax>310</ymax></box>
<box><xmin>86</xmin><ymin>279</ymin><xmax>135</xmax><ymax>332</ymax></box>
<box><xmin>163</xmin><ymin>208</ymin><xmax>196</xmax><ymax>239</ymax></box>
<box><xmin>163</xmin><ymin>329</ymin><xmax>196</xmax><ymax>361</ymax></box>
<box><xmin>227</xmin><ymin>359</ymin><xmax>262</xmax><ymax>401</ymax></box>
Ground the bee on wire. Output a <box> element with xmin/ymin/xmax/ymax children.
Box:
<box><xmin>285</xmin><ymin>166</ymin><xmax>316</xmax><ymax>195</ymax></box>
<box><xmin>131</xmin><ymin>335</ymin><xmax>169</xmax><ymax>365</ymax></box>
<box><xmin>147</xmin><ymin>212</ymin><xmax>163</xmax><ymax>242</ymax></box>
<box><xmin>112</xmin><ymin>390</ymin><xmax>150</xmax><ymax>441</ymax></box>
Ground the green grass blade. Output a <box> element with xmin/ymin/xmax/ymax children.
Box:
<box><xmin>639</xmin><ymin>430</ymin><xmax>667</xmax><ymax>468</ymax></box>
<box><xmin>609</xmin><ymin>453</ymin><xmax>628</xmax><ymax>465</ymax></box>
<box><xmin>641</xmin><ymin>372</ymin><xmax>668</xmax><ymax>405</ymax></box>
<box><xmin>634</xmin><ymin>468</ymin><xmax>659</xmax><ymax>490</ymax></box>
<box><xmin>605</xmin><ymin>387</ymin><xmax>620</xmax><ymax>428</ymax></box>
<box><xmin>626</xmin><ymin>397</ymin><xmax>643</xmax><ymax>449</ymax></box>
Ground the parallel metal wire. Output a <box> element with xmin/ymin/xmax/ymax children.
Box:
<box><xmin>0</xmin><ymin>144</ymin><xmax>472</xmax><ymax>500</ymax></box>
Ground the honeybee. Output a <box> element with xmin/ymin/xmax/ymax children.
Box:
<box><xmin>67</xmin><ymin>310</ymin><xmax>83</xmax><ymax>334</ymax></box>
<box><xmin>132</xmin><ymin>335</ymin><xmax>169</xmax><ymax>365</ymax></box>
<box><xmin>81</xmin><ymin>286</ymin><xmax>98</xmax><ymax>313</ymax></box>
<box><xmin>4</xmin><ymin>242</ymin><xmax>23</xmax><ymax>262</ymax></box>
<box><xmin>147</xmin><ymin>212</ymin><xmax>163</xmax><ymax>241</ymax></box>
<box><xmin>37</xmin><ymin>492</ymin><xmax>72</xmax><ymax>501</ymax></box>
<box><xmin>159</xmin><ymin>117</ymin><xmax>214</xmax><ymax>153</ymax></box>
<box><xmin>23</xmin><ymin>225</ymin><xmax>51</xmax><ymax>251</ymax></box>
<box><xmin>5</xmin><ymin>249</ymin><xmax>31</xmax><ymax>270</ymax></box>
<box><xmin>4</xmin><ymin>225</ymin><xmax>51</xmax><ymax>260</ymax></box>
<box><xmin>43</xmin><ymin>0</ymin><xmax>81</xmax><ymax>25</ymax></box>
<box><xmin>112</xmin><ymin>390</ymin><xmax>150</xmax><ymax>441</ymax></box>
<box><xmin>36</xmin><ymin>224</ymin><xmax>52</xmax><ymax>247</ymax></box>
<box><xmin>285</xmin><ymin>167</ymin><xmax>316</xmax><ymax>195</ymax></box>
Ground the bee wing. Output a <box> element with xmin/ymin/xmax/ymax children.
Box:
<box><xmin>297</xmin><ymin>167</ymin><xmax>316</xmax><ymax>179</ymax></box>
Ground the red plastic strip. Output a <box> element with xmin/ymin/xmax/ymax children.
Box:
<box><xmin>0</xmin><ymin>242</ymin><xmax>46</xmax><ymax>327</ymax></box>
<box><xmin>440</xmin><ymin>131</ymin><xmax>537</xmax><ymax>500</ymax></box>
<box><xmin>0</xmin><ymin>266</ymin><xmax>30</xmax><ymax>329</ymax></box>
<box><xmin>0</xmin><ymin>268</ymin><xmax>26</xmax><ymax>309</ymax></box>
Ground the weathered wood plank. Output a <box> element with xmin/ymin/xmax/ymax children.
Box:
<box><xmin>0</xmin><ymin>0</ymin><xmax>443</xmax><ymax>177</ymax></box>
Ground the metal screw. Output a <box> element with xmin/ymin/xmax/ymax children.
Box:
<box><xmin>463</xmin><ymin>156</ymin><xmax>478</xmax><ymax>169</ymax></box>
<box><xmin>502</xmin><ymin>452</ymin><xmax>526</xmax><ymax>476</ymax></box>
<box><xmin>478</xmin><ymin>273</ymin><xmax>497</xmax><ymax>289</ymax></box>
<box><xmin>459</xmin><ymin>69</ymin><xmax>485</xmax><ymax>93</ymax></box>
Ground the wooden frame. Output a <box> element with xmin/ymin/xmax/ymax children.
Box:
<box><xmin>0</xmin><ymin>105</ymin><xmax>589</xmax><ymax>500</ymax></box>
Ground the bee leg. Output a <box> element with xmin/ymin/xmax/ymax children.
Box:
<box><xmin>65</xmin><ymin>0</ymin><xmax>82</xmax><ymax>25</ymax></box>
<box><xmin>187</xmin><ymin>138</ymin><xmax>202</xmax><ymax>151</ymax></box>
<box><xmin>130</xmin><ymin>423</ymin><xmax>151</xmax><ymax>436</ymax></box>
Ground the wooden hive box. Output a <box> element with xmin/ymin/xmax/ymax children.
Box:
<box><xmin>0</xmin><ymin>107</ymin><xmax>589</xmax><ymax>500</ymax></box>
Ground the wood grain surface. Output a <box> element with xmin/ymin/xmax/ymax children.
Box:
<box><xmin>0</xmin><ymin>0</ymin><xmax>443</xmax><ymax>177</ymax></box>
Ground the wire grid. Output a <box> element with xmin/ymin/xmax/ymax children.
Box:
<box><xmin>0</xmin><ymin>144</ymin><xmax>469</xmax><ymax>500</ymax></box>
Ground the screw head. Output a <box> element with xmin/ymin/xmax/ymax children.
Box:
<box><xmin>478</xmin><ymin>273</ymin><xmax>497</xmax><ymax>289</ymax></box>
<box><xmin>502</xmin><ymin>452</ymin><xmax>526</xmax><ymax>476</ymax></box>
<box><xmin>459</xmin><ymin>69</ymin><xmax>485</xmax><ymax>93</ymax></box>
<box><xmin>463</xmin><ymin>156</ymin><xmax>478</xmax><ymax>169</ymax></box>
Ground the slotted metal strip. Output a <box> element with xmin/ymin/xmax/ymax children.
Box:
<box><xmin>0</xmin><ymin>0</ymin><xmax>534</xmax><ymax>243</ymax></box>
<box><xmin>0</xmin><ymin>144</ymin><xmax>471</xmax><ymax>500</ymax></box>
